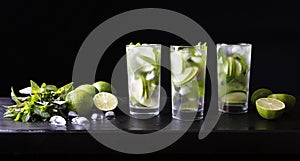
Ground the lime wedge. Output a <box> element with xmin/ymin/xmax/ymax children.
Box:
<box><xmin>171</xmin><ymin>51</ymin><xmax>185</xmax><ymax>75</ymax></box>
<box><xmin>221</xmin><ymin>91</ymin><xmax>247</xmax><ymax>104</ymax></box>
<box><xmin>172</xmin><ymin>67</ymin><xmax>198</xmax><ymax>86</ymax></box>
<box><xmin>93</xmin><ymin>92</ymin><xmax>118</xmax><ymax>111</ymax></box>
<box><xmin>268</xmin><ymin>94</ymin><xmax>296</xmax><ymax>113</ymax></box>
<box><xmin>256</xmin><ymin>98</ymin><xmax>285</xmax><ymax>120</ymax></box>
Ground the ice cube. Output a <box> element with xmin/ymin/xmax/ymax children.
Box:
<box><xmin>195</xmin><ymin>50</ymin><xmax>202</xmax><ymax>56</ymax></box>
<box><xmin>68</xmin><ymin>111</ymin><xmax>78</xmax><ymax>120</ymax></box>
<box><xmin>191</xmin><ymin>57</ymin><xmax>202</xmax><ymax>63</ymax></box>
<box><xmin>91</xmin><ymin>113</ymin><xmax>104</xmax><ymax>121</ymax></box>
<box><xmin>179</xmin><ymin>86</ymin><xmax>190</xmax><ymax>95</ymax></box>
<box><xmin>231</xmin><ymin>46</ymin><xmax>242</xmax><ymax>54</ymax></box>
<box><xmin>105</xmin><ymin>111</ymin><xmax>115</xmax><ymax>120</ymax></box>
<box><xmin>146</xmin><ymin>71</ymin><xmax>155</xmax><ymax>80</ymax></box>
<box><xmin>71</xmin><ymin>117</ymin><xmax>90</xmax><ymax>126</ymax></box>
<box><xmin>182</xmin><ymin>52</ymin><xmax>189</xmax><ymax>61</ymax></box>
<box><xmin>49</xmin><ymin>116</ymin><xmax>66</xmax><ymax>126</ymax></box>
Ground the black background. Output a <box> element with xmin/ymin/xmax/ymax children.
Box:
<box><xmin>1</xmin><ymin>0</ymin><xmax>300</xmax><ymax>160</ymax></box>
<box><xmin>1</xmin><ymin>1</ymin><xmax>300</xmax><ymax>97</ymax></box>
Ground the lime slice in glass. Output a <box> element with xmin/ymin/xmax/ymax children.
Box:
<box><xmin>139</xmin><ymin>98</ymin><xmax>156</xmax><ymax>107</ymax></box>
<box><xmin>172</xmin><ymin>67</ymin><xmax>198</xmax><ymax>86</ymax></box>
<box><xmin>131</xmin><ymin>77</ymin><xmax>145</xmax><ymax>100</ymax></box>
<box><xmin>227</xmin><ymin>57</ymin><xmax>235</xmax><ymax>76</ymax></box>
<box><xmin>234</xmin><ymin>59</ymin><xmax>242</xmax><ymax>77</ymax></box>
<box><xmin>256</xmin><ymin>98</ymin><xmax>285</xmax><ymax>120</ymax></box>
<box><xmin>221</xmin><ymin>91</ymin><xmax>247</xmax><ymax>104</ymax></box>
<box><xmin>93</xmin><ymin>92</ymin><xmax>118</xmax><ymax>111</ymax></box>
<box><xmin>171</xmin><ymin>51</ymin><xmax>185</xmax><ymax>75</ymax></box>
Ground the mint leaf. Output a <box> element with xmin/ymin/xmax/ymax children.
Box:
<box><xmin>30</xmin><ymin>80</ymin><xmax>41</xmax><ymax>94</ymax></box>
<box><xmin>11</xmin><ymin>87</ymin><xmax>21</xmax><ymax>106</ymax></box>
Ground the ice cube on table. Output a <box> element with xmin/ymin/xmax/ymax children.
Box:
<box><xmin>71</xmin><ymin>117</ymin><xmax>90</xmax><ymax>126</ymax></box>
<box><xmin>68</xmin><ymin>111</ymin><xmax>78</xmax><ymax>120</ymax></box>
<box><xmin>91</xmin><ymin>113</ymin><xmax>104</xmax><ymax>121</ymax></box>
<box><xmin>49</xmin><ymin>116</ymin><xmax>66</xmax><ymax>126</ymax></box>
<box><xmin>105</xmin><ymin>111</ymin><xmax>115</xmax><ymax>120</ymax></box>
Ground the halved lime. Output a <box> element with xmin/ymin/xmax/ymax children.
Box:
<box><xmin>256</xmin><ymin>98</ymin><xmax>285</xmax><ymax>120</ymax></box>
<box><xmin>251</xmin><ymin>88</ymin><xmax>272</xmax><ymax>105</ymax></box>
<box><xmin>172</xmin><ymin>67</ymin><xmax>198</xmax><ymax>86</ymax></box>
<box><xmin>171</xmin><ymin>51</ymin><xmax>185</xmax><ymax>75</ymax></box>
<box><xmin>221</xmin><ymin>91</ymin><xmax>247</xmax><ymax>104</ymax></box>
<box><xmin>93</xmin><ymin>92</ymin><xmax>118</xmax><ymax>111</ymax></box>
<box><xmin>268</xmin><ymin>94</ymin><xmax>296</xmax><ymax>113</ymax></box>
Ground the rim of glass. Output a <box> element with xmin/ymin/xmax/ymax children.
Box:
<box><xmin>126</xmin><ymin>44</ymin><xmax>161</xmax><ymax>47</ymax></box>
<box><xmin>216</xmin><ymin>43</ymin><xmax>252</xmax><ymax>47</ymax></box>
<box><xmin>170</xmin><ymin>45</ymin><xmax>199</xmax><ymax>48</ymax></box>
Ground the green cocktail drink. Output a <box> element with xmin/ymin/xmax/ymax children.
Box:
<box><xmin>171</xmin><ymin>43</ymin><xmax>207</xmax><ymax>120</ymax></box>
<box><xmin>126</xmin><ymin>43</ymin><xmax>161</xmax><ymax>118</ymax></box>
<box><xmin>217</xmin><ymin>43</ymin><xmax>252</xmax><ymax>113</ymax></box>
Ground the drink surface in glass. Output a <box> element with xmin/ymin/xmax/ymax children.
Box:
<box><xmin>126</xmin><ymin>43</ymin><xmax>161</xmax><ymax>118</ymax></box>
<box><xmin>170</xmin><ymin>43</ymin><xmax>207</xmax><ymax>120</ymax></box>
<box><xmin>217</xmin><ymin>43</ymin><xmax>252</xmax><ymax>113</ymax></box>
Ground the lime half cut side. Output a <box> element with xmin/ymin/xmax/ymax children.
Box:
<box><xmin>93</xmin><ymin>92</ymin><xmax>118</xmax><ymax>111</ymax></box>
<box><xmin>256</xmin><ymin>98</ymin><xmax>285</xmax><ymax>120</ymax></box>
<box><xmin>172</xmin><ymin>67</ymin><xmax>198</xmax><ymax>86</ymax></box>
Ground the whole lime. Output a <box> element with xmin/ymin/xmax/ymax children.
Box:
<box><xmin>66</xmin><ymin>90</ymin><xmax>94</xmax><ymax>116</ymax></box>
<box><xmin>93</xmin><ymin>81</ymin><xmax>115</xmax><ymax>93</ymax></box>
<box><xmin>75</xmin><ymin>84</ymin><xmax>98</xmax><ymax>97</ymax></box>
<box><xmin>268</xmin><ymin>94</ymin><xmax>296</xmax><ymax>113</ymax></box>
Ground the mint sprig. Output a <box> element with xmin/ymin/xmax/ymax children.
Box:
<box><xmin>3</xmin><ymin>80</ymin><xmax>73</xmax><ymax>122</ymax></box>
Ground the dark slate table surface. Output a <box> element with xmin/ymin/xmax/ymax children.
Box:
<box><xmin>1</xmin><ymin>97</ymin><xmax>300</xmax><ymax>158</ymax></box>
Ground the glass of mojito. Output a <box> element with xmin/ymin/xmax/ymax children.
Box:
<box><xmin>170</xmin><ymin>43</ymin><xmax>207</xmax><ymax>120</ymax></box>
<box><xmin>217</xmin><ymin>43</ymin><xmax>252</xmax><ymax>113</ymax></box>
<box><xmin>126</xmin><ymin>43</ymin><xmax>161</xmax><ymax>118</ymax></box>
